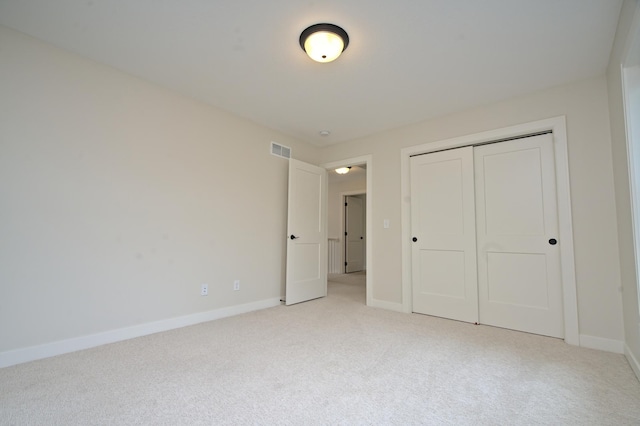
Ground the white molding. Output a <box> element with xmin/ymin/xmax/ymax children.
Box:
<box><xmin>321</xmin><ymin>155</ymin><xmax>373</xmax><ymax>306</ymax></box>
<box><xmin>400</xmin><ymin>116</ymin><xmax>580</xmax><ymax>344</ymax></box>
<box><xmin>579</xmin><ymin>334</ymin><xmax>625</xmax><ymax>354</ymax></box>
<box><xmin>0</xmin><ymin>298</ymin><xmax>281</xmax><ymax>369</ymax></box>
<box><xmin>619</xmin><ymin>3</ymin><xmax>640</xmax><ymax>376</ymax></box>
<box><xmin>625</xmin><ymin>343</ymin><xmax>640</xmax><ymax>381</ymax></box>
<box><xmin>622</xmin><ymin>61</ymin><xmax>640</xmax><ymax>324</ymax></box>
<box><xmin>369</xmin><ymin>298</ymin><xmax>405</xmax><ymax>313</ymax></box>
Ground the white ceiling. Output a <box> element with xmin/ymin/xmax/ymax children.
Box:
<box><xmin>0</xmin><ymin>0</ymin><xmax>623</xmax><ymax>146</ymax></box>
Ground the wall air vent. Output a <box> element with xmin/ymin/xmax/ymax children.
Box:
<box><xmin>271</xmin><ymin>142</ymin><xmax>291</xmax><ymax>159</ymax></box>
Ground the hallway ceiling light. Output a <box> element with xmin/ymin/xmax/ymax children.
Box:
<box><xmin>299</xmin><ymin>23</ymin><xmax>349</xmax><ymax>63</ymax></box>
<box><xmin>335</xmin><ymin>167</ymin><xmax>351</xmax><ymax>174</ymax></box>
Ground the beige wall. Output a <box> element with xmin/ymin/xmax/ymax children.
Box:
<box><xmin>320</xmin><ymin>75</ymin><xmax>625</xmax><ymax>344</ymax></box>
<box><xmin>607</xmin><ymin>0</ymin><xmax>640</xmax><ymax>372</ymax></box>
<box><xmin>0</xmin><ymin>26</ymin><xmax>318</xmax><ymax>354</ymax></box>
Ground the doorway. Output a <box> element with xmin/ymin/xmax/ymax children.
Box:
<box><xmin>322</xmin><ymin>155</ymin><xmax>373</xmax><ymax>306</ymax></box>
<box><xmin>345</xmin><ymin>194</ymin><xmax>366</xmax><ymax>273</ymax></box>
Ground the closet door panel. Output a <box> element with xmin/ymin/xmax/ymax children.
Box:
<box><xmin>475</xmin><ymin>134</ymin><xmax>563</xmax><ymax>338</ymax></box>
<box><xmin>410</xmin><ymin>147</ymin><xmax>478</xmax><ymax>323</ymax></box>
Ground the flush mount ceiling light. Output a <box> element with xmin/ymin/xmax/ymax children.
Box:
<box><xmin>300</xmin><ymin>23</ymin><xmax>349</xmax><ymax>63</ymax></box>
<box><xmin>335</xmin><ymin>167</ymin><xmax>351</xmax><ymax>175</ymax></box>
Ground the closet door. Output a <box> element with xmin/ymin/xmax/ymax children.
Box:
<box><xmin>410</xmin><ymin>147</ymin><xmax>478</xmax><ymax>323</ymax></box>
<box><xmin>474</xmin><ymin>134</ymin><xmax>563</xmax><ymax>338</ymax></box>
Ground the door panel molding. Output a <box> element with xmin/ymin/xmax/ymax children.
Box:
<box><xmin>400</xmin><ymin>116</ymin><xmax>579</xmax><ymax>345</ymax></box>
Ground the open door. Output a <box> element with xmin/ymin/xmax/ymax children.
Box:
<box><xmin>285</xmin><ymin>159</ymin><xmax>328</xmax><ymax>305</ymax></box>
<box><xmin>345</xmin><ymin>195</ymin><xmax>364</xmax><ymax>273</ymax></box>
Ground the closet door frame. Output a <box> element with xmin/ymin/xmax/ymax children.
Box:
<box><xmin>400</xmin><ymin>116</ymin><xmax>579</xmax><ymax>345</ymax></box>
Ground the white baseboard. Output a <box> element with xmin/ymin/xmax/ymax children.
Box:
<box><xmin>579</xmin><ymin>334</ymin><xmax>625</xmax><ymax>354</ymax></box>
<box><xmin>625</xmin><ymin>344</ymin><xmax>640</xmax><ymax>381</ymax></box>
<box><xmin>0</xmin><ymin>298</ymin><xmax>282</xmax><ymax>369</ymax></box>
<box><xmin>368</xmin><ymin>298</ymin><xmax>405</xmax><ymax>313</ymax></box>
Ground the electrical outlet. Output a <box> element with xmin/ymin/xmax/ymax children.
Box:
<box><xmin>201</xmin><ymin>284</ymin><xmax>208</xmax><ymax>296</ymax></box>
<box><xmin>233</xmin><ymin>280</ymin><xmax>240</xmax><ymax>291</ymax></box>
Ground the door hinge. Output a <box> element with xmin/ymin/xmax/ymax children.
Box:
<box><xmin>345</xmin><ymin>202</ymin><xmax>348</xmax><ymax>206</ymax></box>
<box><xmin>345</xmin><ymin>262</ymin><xmax>348</xmax><ymax>266</ymax></box>
<box><xmin>345</xmin><ymin>231</ymin><xmax>348</xmax><ymax>236</ymax></box>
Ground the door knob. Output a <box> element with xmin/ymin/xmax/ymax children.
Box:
<box><xmin>549</xmin><ymin>238</ymin><xmax>557</xmax><ymax>245</ymax></box>
<box><xmin>412</xmin><ymin>237</ymin><xmax>418</xmax><ymax>242</ymax></box>
<box><xmin>290</xmin><ymin>235</ymin><xmax>299</xmax><ymax>240</ymax></box>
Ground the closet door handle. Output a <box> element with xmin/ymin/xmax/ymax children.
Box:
<box><xmin>412</xmin><ymin>237</ymin><xmax>418</xmax><ymax>242</ymax></box>
<box><xmin>549</xmin><ymin>238</ymin><xmax>557</xmax><ymax>245</ymax></box>
<box><xmin>290</xmin><ymin>235</ymin><xmax>299</xmax><ymax>240</ymax></box>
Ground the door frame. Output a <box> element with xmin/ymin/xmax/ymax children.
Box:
<box><xmin>322</xmin><ymin>155</ymin><xmax>373</xmax><ymax>306</ymax></box>
<box><xmin>620</xmin><ymin>11</ymin><xmax>640</xmax><ymax>320</ymax></box>
<box><xmin>400</xmin><ymin>116</ymin><xmax>579</xmax><ymax>345</ymax></box>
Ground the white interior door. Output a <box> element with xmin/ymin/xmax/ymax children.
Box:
<box><xmin>410</xmin><ymin>146</ymin><xmax>479</xmax><ymax>323</ymax></box>
<box><xmin>475</xmin><ymin>134</ymin><xmax>564</xmax><ymax>338</ymax></box>
<box><xmin>285</xmin><ymin>159</ymin><xmax>328</xmax><ymax>305</ymax></box>
<box><xmin>345</xmin><ymin>196</ymin><xmax>364</xmax><ymax>273</ymax></box>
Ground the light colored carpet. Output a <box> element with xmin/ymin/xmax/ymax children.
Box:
<box><xmin>1</xmin><ymin>273</ymin><xmax>639</xmax><ymax>425</ymax></box>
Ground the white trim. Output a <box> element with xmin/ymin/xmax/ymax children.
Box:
<box><xmin>369</xmin><ymin>298</ymin><xmax>405</xmax><ymax>313</ymax></box>
<box><xmin>625</xmin><ymin>343</ymin><xmax>640</xmax><ymax>381</ymax></box>
<box><xmin>579</xmin><ymin>335</ymin><xmax>625</xmax><ymax>354</ymax></box>
<box><xmin>322</xmin><ymin>155</ymin><xmax>373</xmax><ymax>306</ymax></box>
<box><xmin>0</xmin><ymin>298</ymin><xmax>281</xmax><ymax>369</ymax></box>
<box><xmin>619</xmin><ymin>3</ymin><xmax>640</xmax><ymax>379</ymax></box>
<box><xmin>622</xmin><ymin>65</ymin><xmax>640</xmax><ymax>320</ymax></box>
<box><xmin>400</xmin><ymin>116</ymin><xmax>580</xmax><ymax>345</ymax></box>
<box><xmin>621</xmin><ymin>3</ymin><xmax>640</xmax><ymax>68</ymax></box>
<box><xmin>622</xmin><ymin>68</ymin><xmax>640</xmax><ymax>323</ymax></box>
